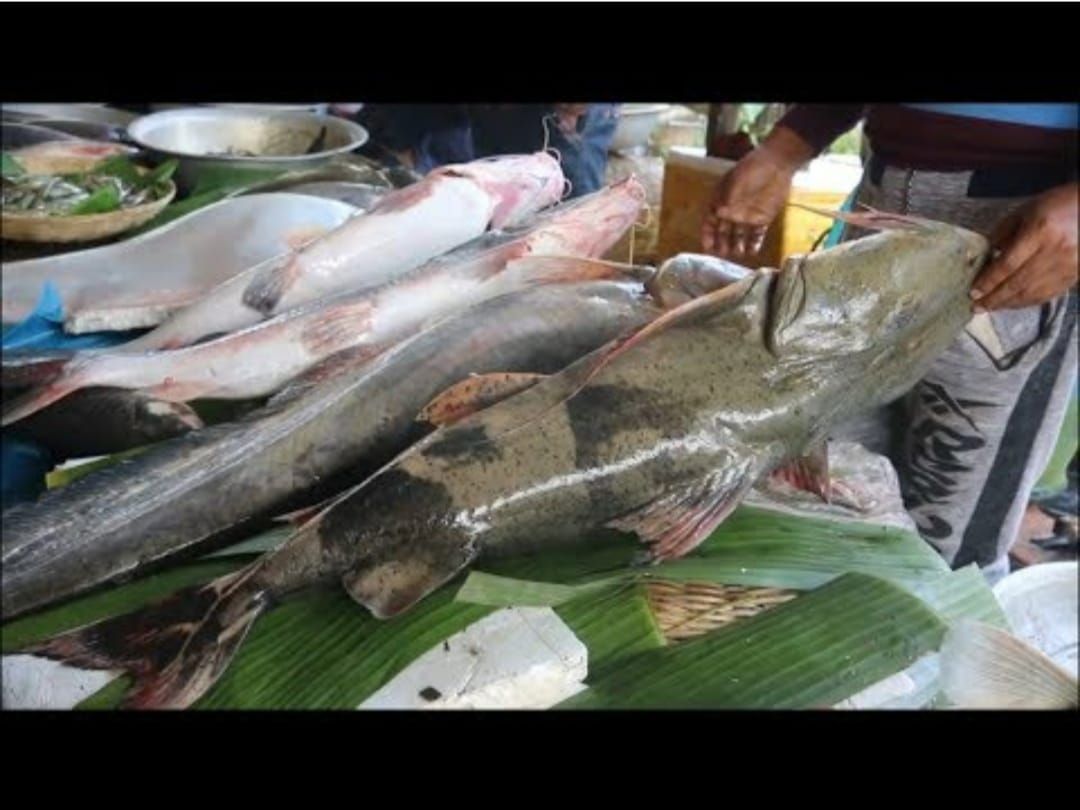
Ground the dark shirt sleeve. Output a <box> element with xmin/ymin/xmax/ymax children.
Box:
<box><xmin>777</xmin><ymin>104</ymin><xmax>866</xmax><ymax>155</ymax></box>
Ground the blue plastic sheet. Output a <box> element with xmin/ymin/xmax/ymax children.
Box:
<box><xmin>2</xmin><ymin>284</ymin><xmax>148</xmax><ymax>506</ymax></box>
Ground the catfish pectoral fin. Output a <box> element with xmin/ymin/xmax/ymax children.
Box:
<box><xmin>342</xmin><ymin>542</ymin><xmax>478</xmax><ymax>620</ymax></box>
<box><xmin>606</xmin><ymin>471</ymin><xmax>755</xmax><ymax>562</ymax></box>
<box><xmin>417</xmin><ymin>372</ymin><xmax>548</xmax><ymax>427</ymax></box>
<box><xmin>770</xmin><ymin>442</ymin><xmax>832</xmax><ymax>503</ymax></box>
<box><xmin>242</xmin><ymin>255</ymin><xmax>302</xmax><ymax>315</ymax></box>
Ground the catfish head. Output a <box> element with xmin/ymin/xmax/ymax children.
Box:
<box><xmin>767</xmin><ymin>212</ymin><xmax>990</xmax><ymax>363</ymax></box>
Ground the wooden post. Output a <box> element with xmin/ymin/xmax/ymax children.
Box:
<box><xmin>705</xmin><ymin>104</ymin><xmax>742</xmax><ymax>157</ymax></box>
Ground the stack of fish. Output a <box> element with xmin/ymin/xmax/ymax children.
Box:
<box><xmin>0</xmin><ymin>151</ymin><xmax>1005</xmax><ymax>709</ymax></box>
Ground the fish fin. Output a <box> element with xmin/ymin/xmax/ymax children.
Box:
<box><xmin>940</xmin><ymin>621</ymin><xmax>1079</xmax><ymax>710</ymax></box>
<box><xmin>582</xmin><ymin>276</ymin><xmax>757</xmax><ymax>385</ymax></box>
<box><xmin>21</xmin><ymin>568</ymin><xmax>266</xmax><ymax>710</ymax></box>
<box><xmin>497</xmin><ymin>256</ymin><xmax>651</xmax><ymax>288</ymax></box>
<box><xmin>242</xmin><ymin>255</ymin><xmax>303</xmax><ymax>315</ymax></box>
<box><xmin>298</xmin><ymin>299</ymin><xmax>375</xmax><ymax>355</ymax></box>
<box><xmin>1</xmin><ymin>371</ymin><xmax>87</xmax><ymax>427</ymax></box>
<box><xmin>607</xmin><ymin>471</ymin><xmax>755</xmax><ymax>562</ymax></box>
<box><xmin>1</xmin><ymin>351</ymin><xmax>79</xmax><ymax>390</ymax></box>
<box><xmin>342</xmin><ymin>542</ymin><xmax>478</xmax><ymax>620</ymax></box>
<box><xmin>264</xmin><ymin>346</ymin><xmax>379</xmax><ymax>410</ymax></box>
<box><xmin>786</xmin><ymin>203</ymin><xmax>932</xmax><ymax>233</ymax></box>
<box><xmin>271</xmin><ymin>495</ymin><xmax>341</xmax><ymax>528</ymax></box>
<box><xmin>417</xmin><ymin>372</ymin><xmax>548</xmax><ymax>427</ymax></box>
<box><xmin>966</xmin><ymin>311</ymin><xmax>1010</xmax><ymax>366</ymax></box>
<box><xmin>150</xmin><ymin>399</ymin><xmax>205</xmax><ymax>432</ymax></box>
<box><xmin>769</xmin><ymin>443</ymin><xmax>832</xmax><ymax>503</ymax></box>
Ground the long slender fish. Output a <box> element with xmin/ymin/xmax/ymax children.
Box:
<box><xmin>17</xmin><ymin>213</ymin><xmax>991</xmax><ymax>708</ymax></box>
<box><xmin>120</xmin><ymin>152</ymin><xmax>567</xmax><ymax>352</ymax></box>
<box><xmin>0</xmin><ymin>178</ymin><xmax>646</xmax><ymax>425</ymax></box>
<box><xmin>1</xmin><ymin>194</ymin><xmax>357</xmax><ymax>332</ymax></box>
<box><xmin>5</xmin><ymin>388</ymin><xmax>203</xmax><ymax>462</ymax></box>
<box><xmin>1</xmin><ymin>259</ymin><xmax>698</xmax><ymax>620</ymax></box>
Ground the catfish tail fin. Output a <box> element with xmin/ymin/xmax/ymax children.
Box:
<box><xmin>21</xmin><ymin>568</ymin><xmax>267</xmax><ymax>710</ymax></box>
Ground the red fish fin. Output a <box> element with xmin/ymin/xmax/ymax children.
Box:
<box><xmin>342</xmin><ymin>542</ymin><xmax>478</xmax><ymax>620</ymax></box>
<box><xmin>264</xmin><ymin>345</ymin><xmax>382</xmax><ymax>410</ymax></box>
<box><xmin>271</xmin><ymin>493</ymin><xmax>342</xmax><ymax>528</ymax></box>
<box><xmin>242</xmin><ymin>255</ymin><xmax>303</xmax><ymax>315</ymax></box>
<box><xmin>769</xmin><ymin>442</ymin><xmax>832</xmax><ymax>503</ymax></box>
<box><xmin>498</xmin><ymin>256</ymin><xmax>650</xmax><ymax>288</ymax></box>
<box><xmin>607</xmin><ymin>472</ymin><xmax>755</xmax><ymax>562</ymax></box>
<box><xmin>417</xmin><ymin>372</ymin><xmax>548</xmax><ymax>427</ymax></box>
<box><xmin>298</xmin><ymin>300</ymin><xmax>375</xmax><ymax>355</ymax></box>
<box><xmin>1</xmin><ymin>373</ymin><xmax>86</xmax><ymax>427</ymax></box>
<box><xmin>1</xmin><ymin>351</ymin><xmax>78</xmax><ymax>390</ymax></box>
<box><xmin>786</xmin><ymin>203</ymin><xmax>932</xmax><ymax>233</ymax></box>
<box><xmin>21</xmin><ymin>568</ymin><xmax>265</xmax><ymax>710</ymax></box>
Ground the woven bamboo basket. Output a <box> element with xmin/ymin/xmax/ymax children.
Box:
<box><xmin>2</xmin><ymin>153</ymin><xmax>175</xmax><ymax>244</ymax></box>
<box><xmin>646</xmin><ymin>580</ymin><xmax>798</xmax><ymax>642</ymax></box>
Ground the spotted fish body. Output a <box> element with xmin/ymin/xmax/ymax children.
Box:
<box><xmin>23</xmin><ymin>215</ymin><xmax>991</xmax><ymax>709</ymax></box>
<box><xmin>254</xmin><ymin>219</ymin><xmax>991</xmax><ymax>617</ymax></box>
<box><xmin>2</xmin><ymin>276</ymin><xmax>661</xmax><ymax>620</ymax></box>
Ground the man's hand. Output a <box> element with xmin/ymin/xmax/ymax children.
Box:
<box><xmin>553</xmin><ymin>104</ymin><xmax>589</xmax><ymax>136</ymax></box>
<box><xmin>701</xmin><ymin>126</ymin><xmax>814</xmax><ymax>260</ymax></box>
<box><xmin>973</xmin><ymin>182</ymin><xmax>1079</xmax><ymax>311</ymax></box>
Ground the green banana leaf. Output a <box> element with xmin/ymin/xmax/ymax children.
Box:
<box><xmin>559</xmin><ymin>573</ymin><xmax>948</xmax><ymax>710</ymax></box>
<box><xmin>0</xmin><ymin>505</ymin><xmax>998</xmax><ymax>709</ymax></box>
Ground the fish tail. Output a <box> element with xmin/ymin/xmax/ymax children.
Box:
<box><xmin>21</xmin><ymin>568</ymin><xmax>268</xmax><ymax>710</ymax></box>
<box><xmin>0</xmin><ymin>353</ymin><xmax>74</xmax><ymax>390</ymax></box>
<box><xmin>940</xmin><ymin>620</ymin><xmax>1079</xmax><ymax>710</ymax></box>
<box><xmin>242</xmin><ymin>254</ymin><xmax>301</xmax><ymax>316</ymax></box>
<box><xmin>0</xmin><ymin>363</ymin><xmax>88</xmax><ymax>427</ymax></box>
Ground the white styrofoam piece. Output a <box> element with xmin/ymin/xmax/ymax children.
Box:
<box><xmin>2</xmin><ymin>193</ymin><xmax>357</xmax><ymax>330</ymax></box>
<box><xmin>993</xmin><ymin>561</ymin><xmax>1079</xmax><ymax>678</ymax></box>
<box><xmin>359</xmin><ymin>607</ymin><xmax>587</xmax><ymax>710</ymax></box>
<box><xmin>2</xmin><ymin>654</ymin><xmax>116</xmax><ymax>710</ymax></box>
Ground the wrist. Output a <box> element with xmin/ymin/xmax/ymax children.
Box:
<box><xmin>757</xmin><ymin>126</ymin><xmax>816</xmax><ymax>174</ymax></box>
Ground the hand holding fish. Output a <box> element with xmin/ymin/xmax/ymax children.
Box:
<box><xmin>701</xmin><ymin>126</ymin><xmax>814</xmax><ymax>260</ymax></box>
<box><xmin>972</xmin><ymin>182</ymin><xmax>1079</xmax><ymax>311</ymax></box>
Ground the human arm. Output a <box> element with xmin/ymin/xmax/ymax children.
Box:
<box><xmin>972</xmin><ymin>182</ymin><xmax>1079</xmax><ymax>311</ymax></box>
<box><xmin>702</xmin><ymin>104</ymin><xmax>864</xmax><ymax>259</ymax></box>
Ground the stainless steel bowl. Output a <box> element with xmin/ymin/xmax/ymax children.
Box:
<box><xmin>127</xmin><ymin>107</ymin><xmax>369</xmax><ymax>190</ymax></box>
<box><xmin>610</xmin><ymin>103</ymin><xmax>671</xmax><ymax>153</ymax></box>
<box><xmin>2</xmin><ymin>104</ymin><xmax>138</xmax><ymax>128</ymax></box>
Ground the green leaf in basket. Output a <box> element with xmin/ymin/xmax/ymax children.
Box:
<box><xmin>86</xmin><ymin>155</ymin><xmax>142</xmax><ymax>187</ymax></box>
<box><xmin>67</xmin><ymin>184</ymin><xmax>121</xmax><ymax>216</ymax></box>
<box><xmin>142</xmin><ymin>158</ymin><xmax>178</xmax><ymax>190</ymax></box>
<box><xmin>2</xmin><ymin>151</ymin><xmax>26</xmax><ymax>179</ymax></box>
<box><xmin>558</xmin><ymin>572</ymin><xmax>948</xmax><ymax>709</ymax></box>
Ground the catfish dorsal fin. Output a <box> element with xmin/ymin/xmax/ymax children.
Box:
<box><xmin>417</xmin><ymin>372</ymin><xmax>548</xmax><ymax>427</ymax></box>
<box><xmin>607</xmin><ymin>465</ymin><xmax>756</xmax><ymax>562</ymax></box>
<box><xmin>786</xmin><ymin>202</ymin><xmax>932</xmax><ymax>234</ymax></box>
<box><xmin>583</xmin><ymin>273</ymin><xmax>757</xmax><ymax>383</ymax></box>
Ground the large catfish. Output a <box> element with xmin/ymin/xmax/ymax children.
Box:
<box><xmin>20</xmin><ymin>212</ymin><xmax>990</xmax><ymax>708</ymax></box>
<box><xmin>2</xmin><ymin>256</ymin><xmax>699</xmax><ymax>620</ymax></box>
